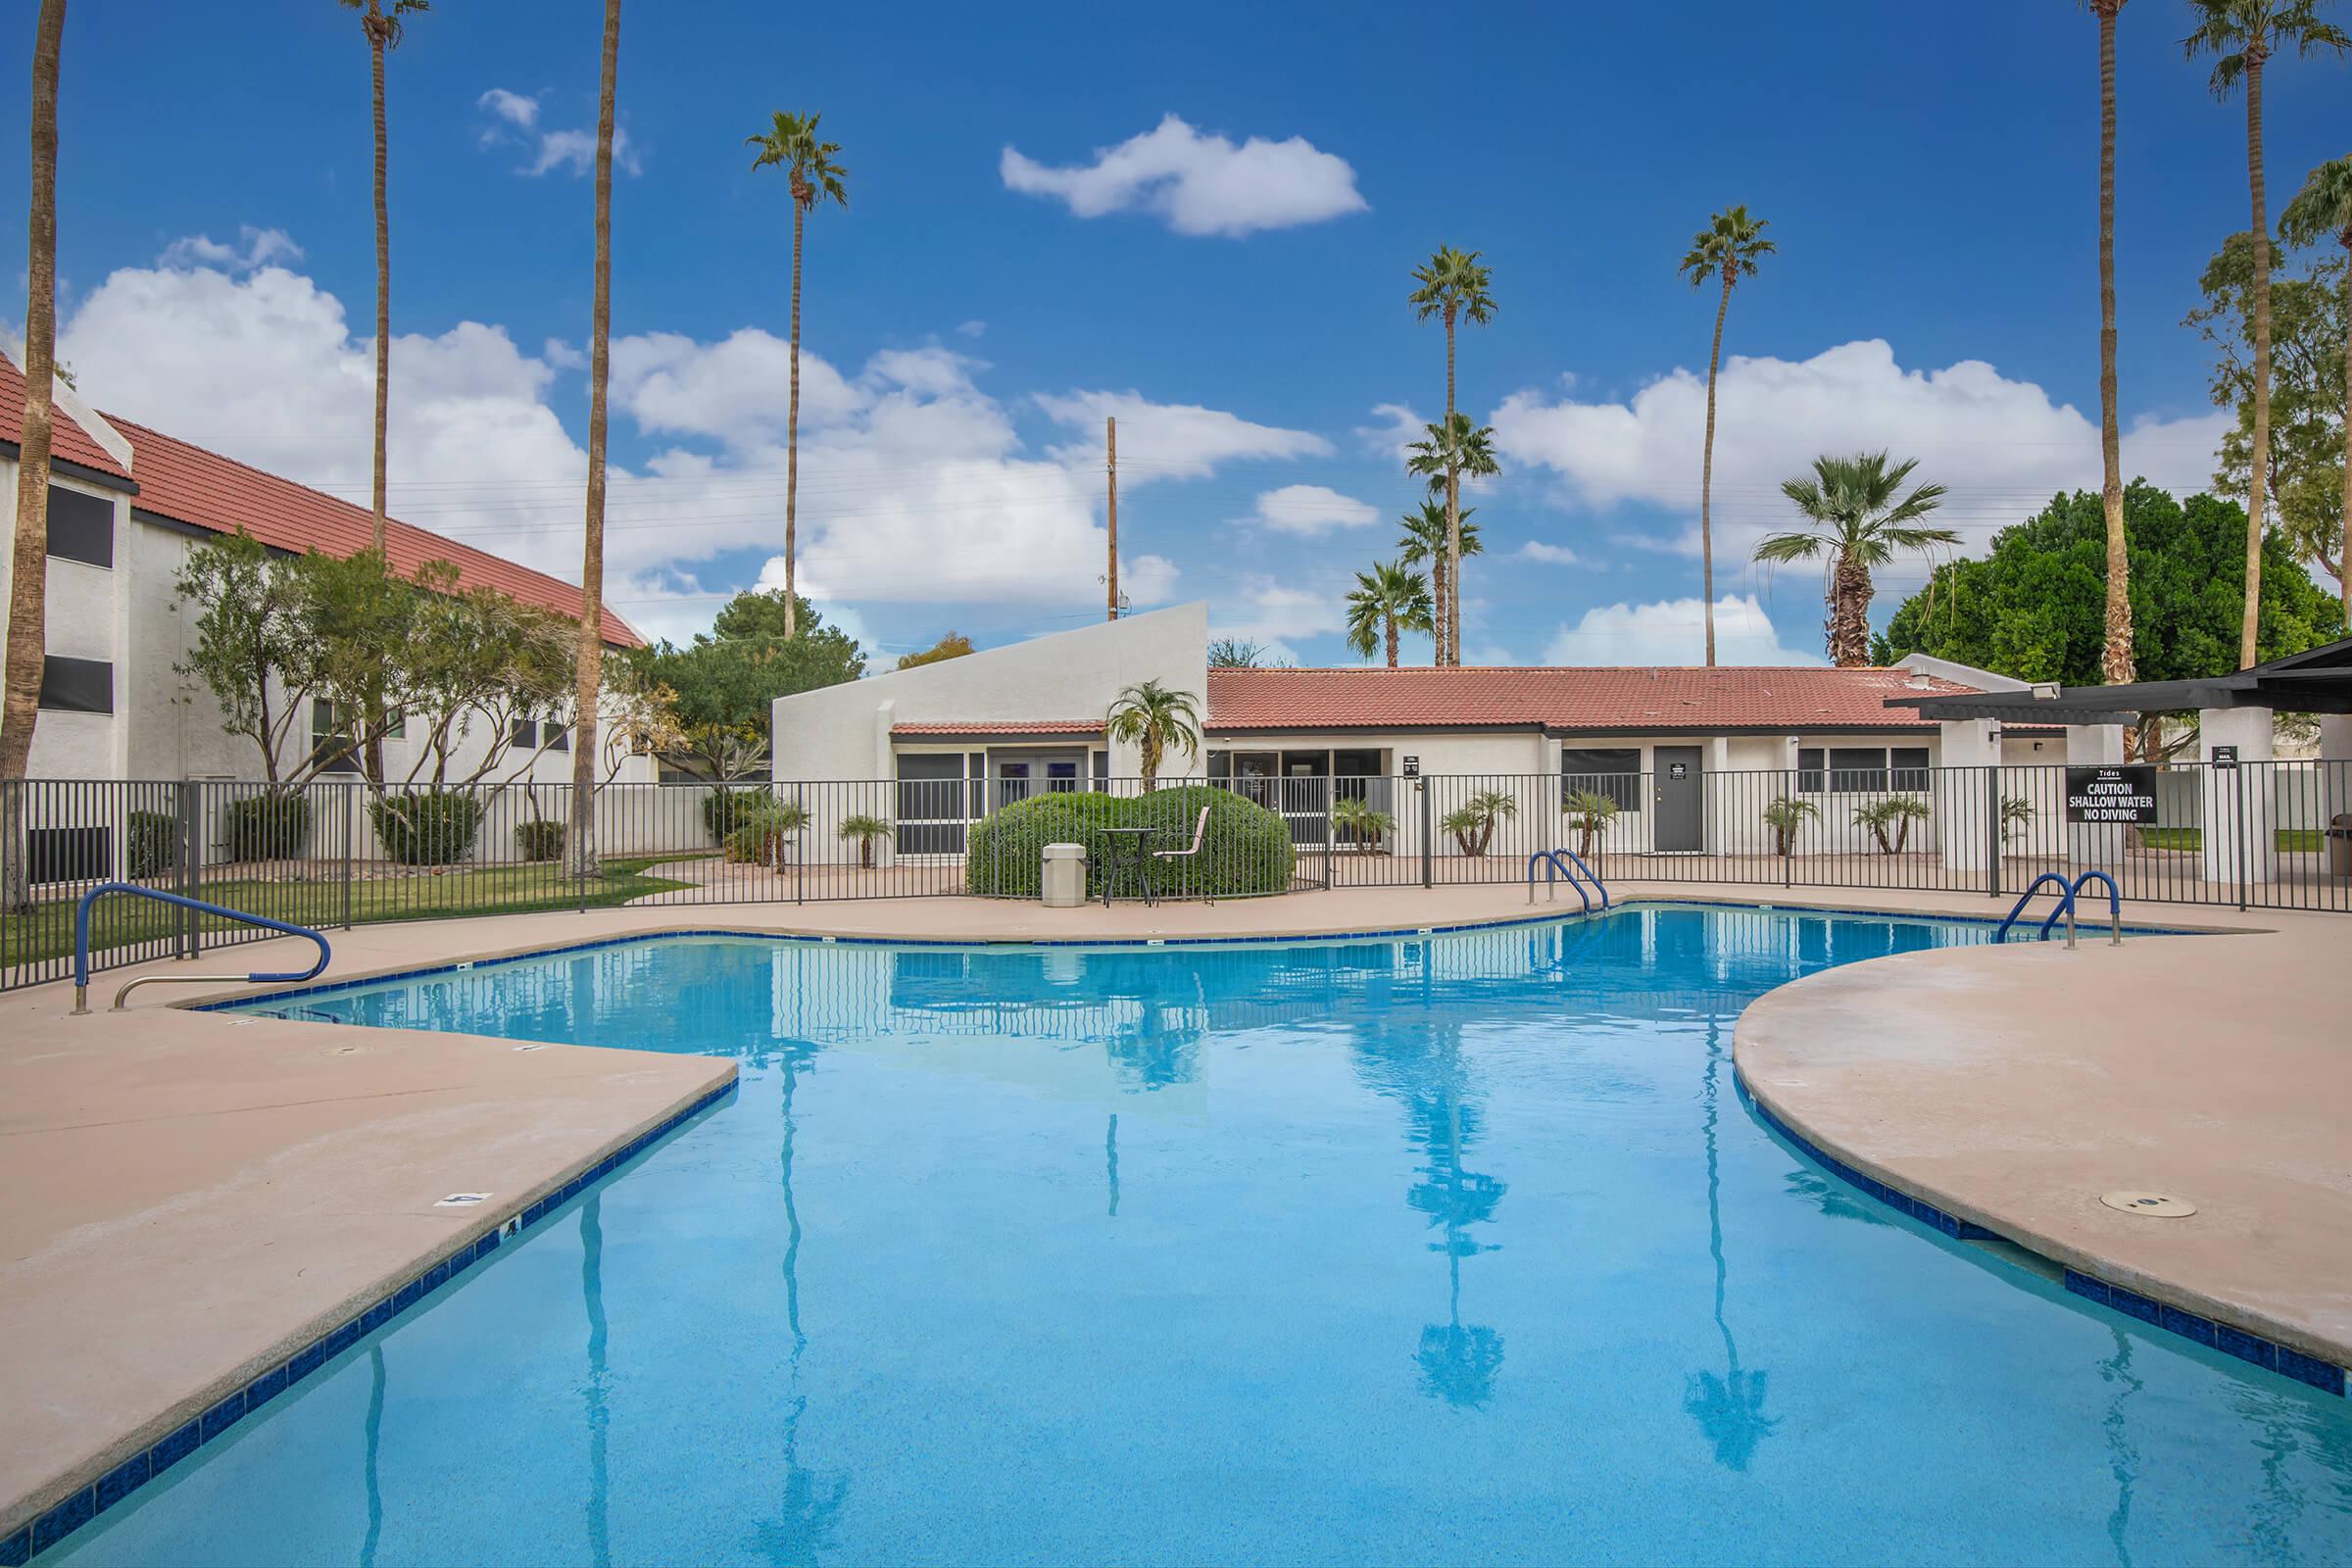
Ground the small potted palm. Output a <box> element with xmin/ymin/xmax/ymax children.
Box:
<box><xmin>1762</xmin><ymin>796</ymin><xmax>1819</xmax><ymax>857</ymax></box>
<box><xmin>1442</xmin><ymin>789</ymin><xmax>1517</xmax><ymax>856</ymax></box>
<box><xmin>1561</xmin><ymin>789</ymin><xmax>1620</xmax><ymax>860</ymax></box>
<box><xmin>1851</xmin><ymin>794</ymin><xmax>1931</xmax><ymax>855</ymax></box>
<box><xmin>839</xmin><ymin>812</ymin><xmax>894</xmax><ymax>868</ymax></box>
<box><xmin>1333</xmin><ymin>794</ymin><xmax>1396</xmax><ymax>854</ymax></box>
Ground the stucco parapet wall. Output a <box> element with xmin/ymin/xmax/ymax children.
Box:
<box><xmin>1732</xmin><ymin>929</ymin><xmax>2352</xmax><ymax>1370</ymax></box>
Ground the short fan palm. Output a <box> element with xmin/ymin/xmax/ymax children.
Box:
<box><xmin>1347</xmin><ymin>560</ymin><xmax>1435</xmax><ymax>667</ymax></box>
<box><xmin>1752</xmin><ymin>453</ymin><xmax>1957</xmax><ymax>666</ymax></box>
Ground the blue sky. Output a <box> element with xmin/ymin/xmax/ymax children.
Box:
<box><xmin>4</xmin><ymin>1</ymin><xmax>2344</xmax><ymax>666</ymax></box>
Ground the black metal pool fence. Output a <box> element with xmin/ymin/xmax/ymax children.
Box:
<box><xmin>4</xmin><ymin>760</ymin><xmax>2346</xmax><ymax>991</ymax></box>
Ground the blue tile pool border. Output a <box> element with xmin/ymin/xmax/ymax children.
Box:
<box><xmin>202</xmin><ymin>899</ymin><xmax>2187</xmax><ymax>1018</ymax></box>
<box><xmin>1735</xmin><ymin>1071</ymin><xmax>2346</xmax><ymax>1400</ymax></box>
<box><xmin>2</xmin><ymin>1076</ymin><xmax>737</xmax><ymax>1568</ymax></box>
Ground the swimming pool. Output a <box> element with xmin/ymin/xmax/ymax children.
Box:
<box><xmin>52</xmin><ymin>906</ymin><xmax>2352</xmax><ymax>1565</ymax></box>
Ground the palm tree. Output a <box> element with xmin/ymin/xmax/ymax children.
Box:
<box><xmin>748</xmin><ymin>112</ymin><xmax>849</xmax><ymax>641</ymax></box>
<box><xmin>2076</xmin><ymin>1</ymin><xmax>2138</xmax><ymax>692</ymax></box>
<box><xmin>567</xmin><ymin>0</ymin><xmax>621</xmax><ymax>882</ymax></box>
<box><xmin>1346</xmin><ymin>560</ymin><xmax>1434</xmax><ymax>667</ymax></box>
<box><xmin>1677</xmin><ymin>206</ymin><xmax>1775</xmax><ymax>667</ymax></box>
<box><xmin>2184</xmin><ymin>0</ymin><xmax>2351</xmax><ymax>667</ymax></box>
<box><xmin>1403</xmin><ymin>424</ymin><xmax>1499</xmax><ymax>661</ymax></box>
<box><xmin>1</xmin><ymin>0</ymin><xmax>65</xmax><ymax>913</ymax></box>
<box><xmin>1752</xmin><ymin>453</ymin><xmax>1957</xmax><ymax>667</ymax></box>
<box><xmin>2280</xmin><ymin>154</ymin><xmax>2352</xmax><ymax>632</ymax></box>
<box><xmin>1104</xmin><ymin>679</ymin><xmax>1200</xmax><ymax>792</ymax></box>
<box><xmin>337</xmin><ymin>0</ymin><xmax>427</xmax><ymax>553</ymax></box>
<box><xmin>1407</xmin><ymin>247</ymin><xmax>1497</xmax><ymax>665</ymax></box>
<box><xmin>1395</xmin><ymin>500</ymin><xmax>1477</xmax><ymax>662</ymax></box>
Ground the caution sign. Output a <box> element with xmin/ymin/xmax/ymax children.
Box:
<box><xmin>2065</xmin><ymin>764</ymin><xmax>2158</xmax><ymax>825</ymax></box>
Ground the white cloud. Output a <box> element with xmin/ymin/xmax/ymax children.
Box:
<box><xmin>157</xmin><ymin>226</ymin><xmax>303</xmax><ymax>273</ymax></box>
<box><xmin>541</xmin><ymin>336</ymin><xmax>586</xmax><ymax>370</ymax></box>
<box><xmin>956</xmin><ymin>319</ymin><xmax>987</xmax><ymax>339</ymax></box>
<box><xmin>1354</xmin><ymin>401</ymin><xmax>1424</xmax><ymax>461</ymax></box>
<box><xmin>1035</xmin><ymin>388</ymin><xmax>1329</xmax><ymax>478</ymax></box>
<box><xmin>476</xmin><ymin>89</ymin><xmax>643</xmax><ymax>178</ymax></box>
<box><xmin>1517</xmin><ymin>540</ymin><xmax>1580</xmax><ymax>564</ymax></box>
<box><xmin>1245</xmin><ymin>483</ymin><xmax>1378</xmax><ymax>536</ymax></box>
<box><xmin>1211</xmin><ymin>579</ymin><xmax>1345</xmax><ymax>645</ymax></box>
<box><xmin>1001</xmin><ymin>114</ymin><xmax>1367</xmax><ymax>237</ymax></box>
<box><xmin>55</xmin><ymin>245</ymin><xmax>1186</xmax><ymax>626</ymax></box>
<box><xmin>1491</xmin><ymin>338</ymin><xmax>2230</xmax><ymax>565</ymax></box>
<box><xmin>1544</xmin><ymin>595</ymin><xmax>1820</xmax><ymax>666</ymax></box>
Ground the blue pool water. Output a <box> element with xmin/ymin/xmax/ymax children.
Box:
<box><xmin>55</xmin><ymin>906</ymin><xmax>2352</xmax><ymax>1566</ymax></box>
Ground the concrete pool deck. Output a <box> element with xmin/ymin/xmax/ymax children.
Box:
<box><xmin>2</xmin><ymin>881</ymin><xmax>2344</xmax><ymax>1548</ymax></box>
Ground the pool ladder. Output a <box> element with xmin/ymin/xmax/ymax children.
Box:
<box><xmin>1995</xmin><ymin>870</ymin><xmax>2122</xmax><ymax>948</ymax></box>
<box><xmin>1526</xmin><ymin>850</ymin><xmax>1611</xmax><ymax>914</ymax></box>
<box><xmin>73</xmin><ymin>881</ymin><xmax>332</xmax><ymax>1014</ymax></box>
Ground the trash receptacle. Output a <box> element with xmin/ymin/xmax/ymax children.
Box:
<box><xmin>1042</xmin><ymin>842</ymin><xmax>1088</xmax><ymax>907</ymax></box>
<box><xmin>2329</xmin><ymin>813</ymin><xmax>2352</xmax><ymax>877</ymax></box>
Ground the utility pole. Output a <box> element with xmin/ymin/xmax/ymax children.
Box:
<box><xmin>1105</xmin><ymin>415</ymin><xmax>1119</xmax><ymax>621</ymax></box>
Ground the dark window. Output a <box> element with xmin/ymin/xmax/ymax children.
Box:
<box><xmin>1090</xmin><ymin>750</ymin><xmax>1107</xmax><ymax>786</ymax></box>
<box><xmin>511</xmin><ymin>717</ymin><xmax>539</xmax><ymax>749</ymax></box>
<box><xmin>1828</xmin><ymin>747</ymin><xmax>1889</xmax><ymax>793</ymax></box>
<box><xmin>897</xmin><ymin>754</ymin><xmax>967</xmax><ymax>855</ymax></box>
<box><xmin>28</xmin><ymin>825</ymin><xmax>111</xmax><ymax>884</ymax></box>
<box><xmin>311</xmin><ymin>698</ymin><xmax>360</xmax><ymax>774</ymax></box>
<box><xmin>544</xmin><ymin>723</ymin><xmax>568</xmax><ymax>753</ymax></box>
<box><xmin>1560</xmin><ymin>747</ymin><xmax>1642</xmax><ymax>812</ymax></box>
<box><xmin>38</xmin><ymin>655</ymin><xmax>112</xmax><ymax>714</ymax></box>
<box><xmin>1798</xmin><ymin>748</ymin><xmax>1825</xmax><ymax>793</ymax></box>
<box><xmin>45</xmin><ymin>485</ymin><xmax>113</xmax><ymax>568</ymax></box>
<box><xmin>1207</xmin><ymin>750</ymin><xmax>1233</xmax><ymax>780</ymax></box>
<box><xmin>1890</xmin><ymin>747</ymin><xmax>1932</xmax><ymax>791</ymax></box>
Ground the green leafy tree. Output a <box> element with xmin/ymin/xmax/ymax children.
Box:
<box><xmin>1678</xmin><ymin>205</ymin><xmax>1774</xmax><ymax>667</ymax></box>
<box><xmin>2183</xmin><ymin>0</ymin><xmax>2350</xmax><ymax>666</ymax></box>
<box><xmin>1877</xmin><ymin>483</ymin><xmax>2345</xmax><ymax>688</ymax></box>
<box><xmin>1207</xmin><ymin>637</ymin><xmax>1286</xmax><ymax>668</ymax></box>
<box><xmin>896</xmin><ymin>631</ymin><xmax>973</xmax><ymax>670</ymax></box>
<box><xmin>1407</xmin><ymin>247</ymin><xmax>1497</xmax><ymax>665</ymax></box>
<box><xmin>2187</xmin><ymin>229</ymin><xmax>2347</xmax><ymax>639</ymax></box>
<box><xmin>748</xmin><ymin>111</ymin><xmax>849</xmax><ymax>641</ymax></box>
<box><xmin>2279</xmin><ymin>154</ymin><xmax>2352</xmax><ymax>631</ymax></box>
<box><xmin>1345</xmin><ymin>560</ymin><xmax>1435</xmax><ymax>667</ymax></box>
<box><xmin>623</xmin><ymin>590</ymin><xmax>865</xmax><ymax>780</ymax></box>
<box><xmin>1752</xmin><ymin>453</ymin><xmax>1956</xmax><ymax>666</ymax></box>
<box><xmin>1104</xmin><ymin>679</ymin><xmax>1200</xmax><ymax>792</ymax></box>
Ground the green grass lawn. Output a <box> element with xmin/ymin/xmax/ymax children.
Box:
<box><xmin>2134</xmin><ymin>827</ymin><xmax>2325</xmax><ymax>854</ymax></box>
<box><xmin>2</xmin><ymin>856</ymin><xmax>696</xmax><ymax>969</ymax></box>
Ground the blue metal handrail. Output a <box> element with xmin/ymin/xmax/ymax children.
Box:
<box><xmin>1526</xmin><ymin>850</ymin><xmax>1610</xmax><ymax>914</ymax></box>
<box><xmin>1995</xmin><ymin>873</ymin><xmax>2075</xmax><ymax>943</ymax></box>
<box><xmin>2066</xmin><ymin>870</ymin><xmax>2123</xmax><ymax>947</ymax></box>
<box><xmin>74</xmin><ymin>882</ymin><xmax>331</xmax><ymax>1014</ymax></box>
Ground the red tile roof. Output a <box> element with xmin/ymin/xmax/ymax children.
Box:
<box><xmin>109</xmin><ymin>416</ymin><xmax>644</xmax><ymax>648</ymax></box>
<box><xmin>0</xmin><ymin>351</ymin><xmax>640</xmax><ymax>648</ymax></box>
<box><xmin>0</xmin><ymin>354</ymin><xmax>132</xmax><ymax>483</ymax></box>
<box><xmin>893</xmin><ymin>720</ymin><xmax>1104</xmax><ymax>735</ymax></box>
<box><xmin>1205</xmin><ymin>665</ymin><xmax>1982</xmax><ymax>733</ymax></box>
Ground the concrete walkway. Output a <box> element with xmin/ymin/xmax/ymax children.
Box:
<box><xmin>2</xmin><ymin>881</ymin><xmax>2341</xmax><ymax>1547</ymax></box>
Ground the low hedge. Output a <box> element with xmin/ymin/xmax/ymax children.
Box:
<box><xmin>126</xmin><ymin>808</ymin><xmax>177</xmax><ymax>879</ymax></box>
<box><xmin>369</xmin><ymin>788</ymin><xmax>486</xmax><ymax>866</ymax></box>
<box><xmin>704</xmin><ymin>785</ymin><xmax>778</xmax><ymax>842</ymax></box>
<box><xmin>222</xmin><ymin>792</ymin><xmax>312</xmax><ymax>862</ymax></box>
<box><xmin>964</xmin><ymin>785</ymin><xmax>1293</xmax><ymax>900</ymax></box>
<box><xmin>514</xmin><ymin>820</ymin><xmax>567</xmax><ymax>862</ymax></box>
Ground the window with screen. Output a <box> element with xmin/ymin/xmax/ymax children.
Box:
<box><xmin>1560</xmin><ymin>748</ymin><xmax>1642</xmax><ymax>812</ymax></box>
<box><xmin>896</xmin><ymin>754</ymin><xmax>968</xmax><ymax>855</ymax></box>
<box><xmin>1827</xmin><ymin>748</ymin><xmax>1889</xmax><ymax>792</ymax></box>
<box><xmin>44</xmin><ymin>485</ymin><xmax>113</xmax><ymax>568</ymax></box>
<box><xmin>1797</xmin><ymin>748</ymin><xmax>1825</xmax><ymax>793</ymax></box>
<box><xmin>1890</xmin><ymin>747</ymin><xmax>1932</xmax><ymax>790</ymax></box>
<box><xmin>38</xmin><ymin>656</ymin><xmax>112</xmax><ymax>714</ymax></box>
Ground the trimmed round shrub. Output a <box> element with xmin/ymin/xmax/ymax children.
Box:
<box><xmin>222</xmin><ymin>792</ymin><xmax>313</xmax><ymax>862</ymax></box>
<box><xmin>704</xmin><ymin>785</ymin><xmax>778</xmax><ymax>843</ymax></box>
<box><xmin>126</xmin><ymin>808</ymin><xmax>177</xmax><ymax>879</ymax></box>
<box><xmin>964</xmin><ymin>785</ymin><xmax>1293</xmax><ymax>900</ymax></box>
<box><xmin>369</xmin><ymin>788</ymin><xmax>486</xmax><ymax>866</ymax></box>
<box><xmin>514</xmin><ymin>820</ymin><xmax>567</xmax><ymax>862</ymax></box>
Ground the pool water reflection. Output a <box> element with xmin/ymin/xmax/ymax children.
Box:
<box><xmin>63</xmin><ymin>906</ymin><xmax>2352</xmax><ymax>1566</ymax></box>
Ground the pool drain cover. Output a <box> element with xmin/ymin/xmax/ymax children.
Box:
<box><xmin>2100</xmin><ymin>1190</ymin><xmax>2196</xmax><ymax>1218</ymax></box>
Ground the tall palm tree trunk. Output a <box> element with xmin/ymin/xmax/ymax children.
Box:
<box><xmin>1430</xmin><ymin>552</ymin><xmax>1447</xmax><ymax>664</ymax></box>
<box><xmin>2</xmin><ymin>0</ymin><xmax>64</xmax><ymax>913</ymax></box>
<box><xmin>368</xmin><ymin>3</ymin><xmax>389</xmax><ymax>554</ymax></box>
<box><xmin>568</xmin><ymin>0</ymin><xmax>620</xmax><ymax>882</ymax></box>
<box><xmin>1700</xmin><ymin>270</ymin><xmax>1732</xmax><ymax>667</ymax></box>
<box><xmin>2240</xmin><ymin>53</ymin><xmax>2272</xmax><ymax>669</ymax></box>
<box><xmin>1444</xmin><ymin>309</ymin><xmax>1459</xmax><ymax>667</ymax></box>
<box><xmin>1828</xmin><ymin>554</ymin><xmax>1873</xmax><ymax>668</ymax></box>
<box><xmin>783</xmin><ymin>198</ymin><xmax>805</xmax><ymax>641</ymax></box>
<box><xmin>2337</xmin><ymin>249</ymin><xmax>2350</xmax><ymax>635</ymax></box>
<box><xmin>2095</xmin><ymin>1</ymin><xmax>2134</xmax><ymax>693</ymax></box>
<box><xmin>1385</xmin><ymin>611</ymin><xmax>1399</xmax><ymax>668</ymax></box>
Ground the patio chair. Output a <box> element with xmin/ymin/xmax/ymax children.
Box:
<box><xmin>1152</xmin><ymin>807</ymin><xmax>1214</xmax><ymax>904</ymax></box>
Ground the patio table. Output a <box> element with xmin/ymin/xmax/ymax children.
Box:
<box><xmin>1096</xmin><ymin>826</ymin><xmax>1164</xmax><ymax>908</ymax></box>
